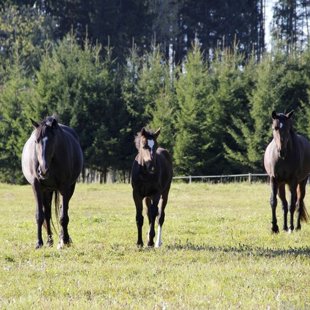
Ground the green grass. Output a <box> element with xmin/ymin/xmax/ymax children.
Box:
<box><xmin>0</xmin><ymin>182</ymin><xmax>310</xmax><ymax>309</ymax></box>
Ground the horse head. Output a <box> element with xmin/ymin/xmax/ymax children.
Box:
<box><xmin>31</xmin><ymin>116</ymin><xmax>60</xmax><ymax>180</ymax></box>
<box><xmin>271</xmin><ymin>110</ymin><xmax>294</xmax><ymax>159</ymax></box>
<box><xmin>136</xmin><ymin>127</ymin><xmax>161</xmax><ymax>174</ymax></box>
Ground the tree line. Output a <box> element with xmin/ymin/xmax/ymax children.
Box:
<box><xmin>1</xmin><ymin>0</ymin><xmax>266</xmax><ymax>63</ymax></box>
<box><xmin>0</xmin><ymin>1</ymin><xmax>309</xmax><ymax>183</ymax></box>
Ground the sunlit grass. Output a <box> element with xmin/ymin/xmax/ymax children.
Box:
<box><xmin>0</xmin><ymin>182</ymin><xmax>310</xmax><ymax>309</ymax></box>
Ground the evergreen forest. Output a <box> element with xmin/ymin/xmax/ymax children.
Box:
<box><xmin>0</xmin><ymin>0</ymin><xmax>310</xmax><ymax>183</ymax></box>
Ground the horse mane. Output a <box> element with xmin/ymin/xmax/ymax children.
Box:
<box><xmin>35</xmin><ymin>115</ymin><xmax>59</xmax><ymax>141</ymax></box>
<box><xmin>134</xmin><ymin>132</ymin><xmax>142</xmax><ymax>150</ymax></box>
<box><xmin>134</xmin><ymin>128</ymin><xmax>157</xmax><ymax>151</ymax></box>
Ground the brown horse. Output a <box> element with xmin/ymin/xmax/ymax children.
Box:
<box><xmin>131</xmin><ymin>128</ymin><xmax>173</xmax><ymax>247</ymax></box>
<box><xmin>264</xmin><ymin>110</ymin><xmax>310</xmax><ymax>233</ymax></box>
<box><xmin>22</xmin><ymin>116</ymin><xmax>83</xmax><ymax>249</ymax></box>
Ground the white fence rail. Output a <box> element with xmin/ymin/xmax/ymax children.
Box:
<box><xmin>173</xmin><ymin>173</ymin><xmax>269</xmax><ymax>183</ymax></box>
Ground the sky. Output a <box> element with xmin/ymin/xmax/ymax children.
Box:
<box><xmin>265</xmin><ymin>0</ymin><xmax>276</xmax><ymax>50</ymax></box>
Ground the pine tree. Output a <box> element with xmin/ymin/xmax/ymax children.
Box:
<box><xmin>149</xmin><ymin>89</ymin><xmax>177</xmax><ymax>154</ymax></box>
<box><xmin>174</xmin><ymin>43</ymin><xmax>210</xmax><ymax>175</ymax></box>
<box><xmin>210</xmin><ymin>48</ymin><xmax>252</xmax><ymax>173</ymax></box>
<box><xmin>34</xmin><ymin>34</ymin><xmax>125</xmax><ymax>180</ymax></box>
<box><xmin>302</xmin><ymin>47</ymin><xmax>310</xmax><ymax>137</ymax></box>
<box><xmin>0</xmin><ymin>54</ymin><xmax>34</xmax><ymax>183</ymax></box>
<box><xmin>122</xmin><ymin>43</ymin><xmax>144</xmax><ymax>136</ymax></box>
<box><xmin>271</xmin><ymin>0</ymin><xmax>309</xmax><ymax>53</ymax></box>
<box><xmin>0</xmin><ymin>4</ymin><xmax>56</xmax><ymax>73</ymax></box>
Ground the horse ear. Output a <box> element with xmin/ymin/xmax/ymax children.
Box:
<box><xmin>51</xmin><ymin>118</ymin><xmax>58</xmax><ymax>128</ymax></box>
<box><xmin>30</xmin><ymin>118</ymin><xmax>39</xmax><ymax>128</ymax></box>
<box><xmin>141</xmin><ymin>127</ymin><xmax>146</xmax><ymax>136</ymax></box>
<box><xmin>271</xmin><ymin>111</ymin><xmax>277</xmax><ymax>119</ymax></box>
<box><xmin>154</xmin><ymin>128</ymin><xmax>161</xmax><ymax>138</ymax></box>
<box><xmin>286</xmin><ymin>110</ymin><xmax>294</xmax><ymax>119</ymax></box>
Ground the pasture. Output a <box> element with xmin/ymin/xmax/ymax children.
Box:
<box><xmin>0</xmin><ymin>182</ymin><xmax>309</xmax><ymax>309</ymax></box>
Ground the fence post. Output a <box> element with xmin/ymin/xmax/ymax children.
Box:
<box><xmin>248</xmin><ymin>173</ymin><xmax>252</xmax><ymax>183</ymax></box>
<box><xmin>189</xmin><ymin>176</ymin><xmax>192</xmax><ymax>184</ymax></box>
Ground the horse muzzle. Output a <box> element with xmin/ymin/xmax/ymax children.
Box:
<box><xmin>37</xmin><ymin>165</ymin><xmax>49</xmax><ymax>179</ymax></box>
<box><xmin>278</xmin><ymin>149</ymin><xmax>287</xmax><ymax>159</ymax></box>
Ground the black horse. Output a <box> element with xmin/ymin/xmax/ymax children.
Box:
<box><xmin>22</xmin><ymin>116</ymin><xmax>83</xmax><ymax>249</ymax></box>
<box><xmin>264</xmin><ymin>110</ymin><xmax>310</xmax><ymax>233</ymax></box>
<box><xmin>131</xmin><ymin>128</ymin><xmax>173</xmax><ymax>247</ymax></box>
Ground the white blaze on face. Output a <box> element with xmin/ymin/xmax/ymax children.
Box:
<box><xmin>38</xmin><ymin>136</ymin><xmax>49</xmax><ymax>172</ymax></box>
<box><xmin>42</xmin><ymin>136</ymin><xmax>48</xmax><ymax>147</ymax></box>
<box><xmin>148</xmin><ymin>139</ymin><xmax>155</xmax><ymax>155</ymax></box>
<box><xmin>279</xmin><ymin>122</ymin><xmax>283</xmax><ymax>129</ymax></box>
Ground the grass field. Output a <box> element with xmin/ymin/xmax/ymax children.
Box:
<box><xmin>0</xmin><ymin>182</ymin><xmax>310</xmax><ymax>309</ymax></box>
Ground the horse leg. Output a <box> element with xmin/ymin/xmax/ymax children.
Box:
<box><xmin>133</xmin><ymin>190</ymin><xmax>144</xmax><ymax>247</ymax></box>
<box><xmin>58</xmin><ymin>195</ymin><xmax>70</xmax><ymax>249</ymax></box>
<box><xmin>43</xmin><ymin>191</ymin><xmax>53</xmax><ymax>247</ymax></box>
<box><xmin>296</xmin><ymin>178</ymin><xmax>308</xmax><ymax>230</ymax></box>
<box><xmin>146</xmin><ymin>196</ymin><xmax>159</xmax><ymax>247</ymax></box>
<box><xmin>270</xmin><ymin>178</ymin><xmax>279</xmax><ymax>233</ymax></box>
<box><xmin>288</xmin><ymin>181</ymin><xmax>298</xmax><ymax>232</ymax></box>
<box><xmin>32</xmin><ymin>181</ymin><xmax>44</xmax><ymax>249</ymax></box>
<box><xmin>278</xmin><ymin>184</ymin><xmax>288</xmax><ymax>231</ymax></box>
<box><xmin>58</xmin><ymin>184</ymin><xmax>75</xmax><ymax>249</ymax></box>
<box><xmin>155</xmin><ymin>189</ymin><xmax>169</xmax><ymax>247</ymax></box>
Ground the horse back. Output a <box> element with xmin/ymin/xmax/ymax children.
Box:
<box><xmin>57</xmin><ymin>125</ymin><xmax>83</xmax><ymax>181</ymax></box>
<box><xmin>60</xmin><ymin>124</ymin><xmax>80</xmax><ymax>142</ymax></box>
<box><xmin>157</xmin><ymin>147</ymin><xmax>172</xmax><ymax>174</ymax></box>
<box><xmin>264</xmin><ymin>140</ymin><xmax>277</xmax><ymax>177</ymax></box>
<box><xmin>264</xmin><ymin>134</ymin><xmax>310</xmax><ymax>181</ymax></box>
<box><xmin>156</xmin><ymin>147</ymin><xmax>173</xmax><ymax>190</ymax></box>
<box><xmin>22</xmin><ymin>132</ymin><xmax>37</xmax><ymax>184</ymax></box>
<box><xmin>296</xmin><ymin>134</ymin><xmax>310</xmax><ymax>178</ymax></box>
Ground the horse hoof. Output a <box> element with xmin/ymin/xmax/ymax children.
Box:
<box><xmin>35</xmin><ymin>241</ymin><xmax>43</xmax><ymax>249</ymax></box>
<box><xmin>47</xmin><ymin>237</ymin><xmax>54</xmax><ymax>247</ymax></box>
<box><xmin>57</xmin><ymin>240</ymin><xmax>64</xmax><ymax>250</ymax></box>
<box><xmin>57</xmin><ymin>241</ymin><xmax>70</xmax><ymax>249</ymax></box>
<box><xmin>155</xmin><ymin>241</ymin><xmax>162</xmax><ymax>248</ymax></box>
<box><xmin>57</xmin><ymin>238</ymin><xmax>72</xmax><ymax>250</ymax></box>
<box><xmin>271</xmin><ymin>227</ymin><xmax>279</xmax><ymax>234</ymax></box>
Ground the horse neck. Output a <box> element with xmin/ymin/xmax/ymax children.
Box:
<box><xmin>137</xmin><ymin>148</ymin><xmax>158</xmax><ymax>171</ymax></box>
<box><xmin>50</xmin><ymin>129</ymin><xmax>66</xmax><ymax>160</ymax></box>
<box><xmin>287</xmin><ymin>130</ymin><xmax>296</xmax><ymax>151</ymax></box>
<box><xmin>137</xmin><ymin>152</ymin><xmax>144</xmax><ymax>166</ymax></box>
<box><xmin>137</xmin><ymin>148</ymin><xmax>148</xmax><ymax>166</ymax></box>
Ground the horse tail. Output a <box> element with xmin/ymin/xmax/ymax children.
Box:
<box><xmin>53</xmin><ymin>191</ymin><xmax>60</xmax><ymax>229</ymax></box>
<box><xmin>48</xmin><ymin>191</ymin><xmax>60</xmax><ymax>233</ymax></box>
<box><xmin>300</xmin><ymin>203</ymin><xmax>309</xmax><ymax>223</ymax></box>
<box><xmin>42</xmin><ymin>191</ymin><xmax>60</xmax><ymax>232</ymax></box>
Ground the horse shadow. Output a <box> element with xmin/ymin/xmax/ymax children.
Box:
<box><xmin>167</xmin><ymin>242</ymin><xmax>310</xmax><ymax>258</ymax></box>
